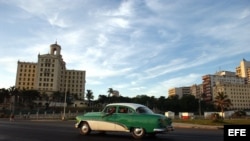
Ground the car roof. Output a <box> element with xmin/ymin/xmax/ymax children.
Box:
<box><xmin>106</xmin><ymin>103</ymin><xmax>146</xmax><ymax>110</ymax></box>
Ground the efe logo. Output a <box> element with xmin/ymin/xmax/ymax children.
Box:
<box><xmin>228</xmin><ymin>129</ymin><xmax>246</xmax><ymax>136</ymax></box>
<box><xmin>224</xmin><ymin>125</ymin><xmax>249</xmax><ymax>141</ymax></box>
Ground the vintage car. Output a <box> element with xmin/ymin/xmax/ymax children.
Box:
<box><xmin>75</xmin><ymin>103</ymin><xmax>174</xmax><ymax>139</ymax></box>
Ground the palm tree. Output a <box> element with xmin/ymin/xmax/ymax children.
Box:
<box><xmin>8</xmin><ymin>86</ymin><xmax>19</xmax><ymax>112</ymax></box>
<box><xmin>0</xmin><ymin>88</ymin><xmax>9</xmax><ymax>103</ymax></box>
<box><xmin>21</xmin><ymin>89</ymin><xmax>40</xmax><ymax>109</ymax></box>
<box><xmin>86</xmin><ymin>89</ymin><xmax>94</xmax><ymax>107</ymax></box>
<box><xmin>107</xmin><ymin>88</ymin><xmax>114</xmax><ymax>97</ymax></box>
<box><xmin>213</xmin><ymin>92</ymin><xmax>232</xmax><ymax>117</ymax></box>
<box><xmin>8</xmin><ymin>86</ymin><xmax>19</xmax><ymax>97</ymax></box>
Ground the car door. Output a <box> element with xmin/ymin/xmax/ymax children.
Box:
<box><xmin>98</xmin><ymin>106</ymin><xmax>117</xmax><ymax>131</ymax></box>
<box><xmin>115</xmin><ymin>106</ymin><xmax>133</xmax><ymax>131</ymax></box>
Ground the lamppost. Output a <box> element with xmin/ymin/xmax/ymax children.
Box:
<box><xmin>62</xmin><ymin>77</ymin><xmax>68</xmax><ymax>120</ymax></box>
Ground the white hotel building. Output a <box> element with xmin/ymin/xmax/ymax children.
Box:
<box><xmin>15</xmin><ymin>42</ymin><xmax>86</xmax><ymax>100</ymax></box>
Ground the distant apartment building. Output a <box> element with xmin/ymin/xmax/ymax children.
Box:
<box><xmin>168</xmin><ymin>87</ymin><xmax>191</xmax><ymax>99</ymax></box>
<box><xmin>168</xmin><ymin>59</ymin><xmax>250</xmax><ymax>110</ymax></box>
<box><xmin>213</xmin><ymin>82</ymin><xmax>250</xmax><ymax>110</ymax></box>
<box><xmin>190</xmin><ymin>84</ymin><xmax>203</xmax><ymax>99</ymax></box>
<box><xmin>15</xmin><ymin>42</ymin><xmax>86</xmax><ymax>99</ymax></box>
<box><xmin>202</xmin><ymin>71</ymin><xmax>245</xmax><ymax>101</ymax></box>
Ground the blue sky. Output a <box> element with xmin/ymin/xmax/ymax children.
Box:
<box><xmin>0</xmin><ymin>0</ymin><xmax>250</xmax><ymax>99</ymax></box>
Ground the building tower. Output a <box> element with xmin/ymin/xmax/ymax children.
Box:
<box><xmin>236</xmin><ymin>58</ymin><xmax>250</xmax><ymax>84</ymax></box>
<box><xmin>35</xmin><ymin>42</ymin><xmax>66</xmax><ymax>94</ymax></box>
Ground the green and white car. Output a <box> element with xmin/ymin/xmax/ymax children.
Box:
<box><xmin>75</xmin><ymin>103</ymin><xmax>174</xmax><ymax>139</ymax></box>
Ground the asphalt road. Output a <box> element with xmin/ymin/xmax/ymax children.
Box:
<box><xmin>0</xmin><ymin>119</ymin><xmax>224</xmax><ymax>141</ymax></box>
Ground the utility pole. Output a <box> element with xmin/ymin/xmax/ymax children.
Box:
<box><xmin>199</xmin><ymin>93</ymin><xmax>203</xmax><ymax>117</ymax></box>
<box><xmin>62</xmin><ymin>76</ymin><xmax>67</xmax><ymax>120</ymax></box>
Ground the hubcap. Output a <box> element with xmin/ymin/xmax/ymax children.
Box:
<box><xmin>134</xmin><ymin>128</ymin><xmax>143</xmax><ymax>135</ymax></box>
<box><xmin>81</xmin><ymin>124</ymin><xmax>88</xmax><ymax>133</ymax></box>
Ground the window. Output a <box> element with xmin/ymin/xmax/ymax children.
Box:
<box><xmin>104</xmin><ymin>106</ymin><xmax>116</xmax><ymax>113</ymax></box>
<box><xmin>118</xmin><ymin>107</ymin><xmax>128</xmax><ymax>113</ymax></box>
<box><xmin>136</xmin><ymin>107</ymin><xmax>154</xmax><ymax>114</ymax></box>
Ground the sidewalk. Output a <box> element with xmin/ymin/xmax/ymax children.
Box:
<box><xmin>173</xmin><ymin>122</ymin><xmax>223</xmax><ymax>129</ymax></box>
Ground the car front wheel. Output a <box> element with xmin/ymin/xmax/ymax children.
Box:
<box><xmin>79</xmin><ymin>122</ymin><xmax>91</xmax><ymax>135</ymax></box>
<box><xmin>131</xmin><ymin>127</ymin><xmax>145</xmax><ymax>139</ymax></box>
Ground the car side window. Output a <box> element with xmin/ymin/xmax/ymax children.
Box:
<box><xmin>135</xmin><ymin>107</ymin><xmax>154</xmax><ymax>114</ymax></box>
<box><xmin>127</xmin><ymin>108</ymin><xmax>134</xmax><ymax>113</ymax></box>
<box><xmin>136</xmin><ymin>107</ymin><xmax>146</xmax><ymax>113</ymax></box>
<box><xmin>106</xmin><ymin>106</ymin><xmax>116</xmax><ymax>114</ymax></box>
<box><xmin>118</xmin><ymin>107</ymin><xmax>128</xmax><ymax>113</ymax></box>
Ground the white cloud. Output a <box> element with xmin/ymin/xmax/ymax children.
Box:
<box><xmin>47</xmin><ymin>13</ymin><xmax>68</xmax><ymax>28</ymax></box>
<box><xmin>97</xmin><ymin>34</ymin><xmax>108</xmax><ymax>47</ymax></box>
<box><xmin>108</xmin><ymin>18</ymin><xmax>130</xmax><ymax>29</ymax></box>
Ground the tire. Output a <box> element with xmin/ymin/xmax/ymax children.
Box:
<box><xmin>79</xmin><ymin>122</ymin><xmax>91</xmax><ymax>135</ymax></box>
<box><xmin>131</xmin><ymin>127</ymin><xmax>145</xmax><ymax>139</ymax></box>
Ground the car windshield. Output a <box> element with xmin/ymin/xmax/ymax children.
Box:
<box><xmin>136</xmin><ymin>106</ymin><xmax>154</xmax><ymax>114</ymax></box>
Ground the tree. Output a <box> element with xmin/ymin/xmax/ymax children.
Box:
<box><xmin>0</xmin><ymin>88</ymin><xmax>9</xmax><ymax>103</ymax></box>
<box><xmin>41</xmin><ymin>93</ymin><xmax>49</xmax><ymax>101</ymax></box>
<box><xmin>52</xmin><ymin>91</ymin><xmax>64</xmax><ymax>102</ymax></box>
<box><xmin>8</xmin><ymin>86</ymin><xmax>19</xmax><ymax>112</ymax></box>
<box><xmin>166</xmin><ymin>95</ymin><xmax>180</xmax><ymax>114</ymax></box>
<box><xmin>97</xmin><ymin>95</ymin><xmax>108</xmax><ymax>104</ymax></box>
<box><xmin>86</xmin><ymin>89</ymin><xmax>94</xmax><ymax>107</ymax></box>
<box><xmin>8</xmin><ymin>86</ymin><xmax>19</xmax><ymax>97</ymax></box>
<box><xmin>179</xmin><ymin>95</ymin><xmax>197</xmax><ymax>112</ymax></box>
<box><xmin>213</xmin><ymin>92</ymin><xmax>232</xmax><ymax>117</ymax></box>
<box><xmin>157</xmin><ymin>96</ymin><xmax>166</xmax><ymax>111</ymax></box>
<box><xmin>107</xmin><ymin>88</ymin><xmax>114</xmax><ymax>97</ymax></box>
<box><xmin>21</xmin><ymin>89</ymin><xmax>40</xmax><ymax>109</ymax></box>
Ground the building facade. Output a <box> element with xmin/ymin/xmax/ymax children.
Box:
<box><xmin>15</xmin><ymin>42</ymin><xmax>86</xmax><ymax>99</ymax></box>
<box><xmin>190</xmin><ymin>84</ymin><xmax>203</xmax><ymax>99</ymax></box>
<box><xmin>213</xmin><ymin>82</ymin><xmax>250</xmax><ymax>110</ymax></box>
<box><xmin>202</xmin><ymin>71</ymin><xmax>245</xmax><ymax>102</ymax></box>
<box><xmin>168</xmin><ymin>60</ymin><xmax>250</xmax><ymax>110</ymax></box>
<box><xmin>168</xmin><ymin>87</ymin><xmax>191</xmax><ymax>99</ymax></box>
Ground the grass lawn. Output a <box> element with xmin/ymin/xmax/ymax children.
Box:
<box><xmin>173</xmin><ymin>118</ymin><xmax>250</xmax><ymax>126</ymax></box>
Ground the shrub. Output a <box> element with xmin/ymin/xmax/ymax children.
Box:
<box><xmin>210</xmin><ymin>113</ymin><xmax>223</xmax><ymax>122</ymax></box>
<box><xmin>231</xmin><ymin>111</ymin><xmax>246</xmax><ymax>118</ymax></box>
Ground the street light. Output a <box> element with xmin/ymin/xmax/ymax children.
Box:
<box><xmin>62</xmin><ymin>77</ymin><xmax>67</xmax><ymax>120</ymax></box>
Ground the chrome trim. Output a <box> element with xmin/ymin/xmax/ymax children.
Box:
<box><xmin>153</xmin><ymin>128</ymin><xmax>166</xmax><ymax>132</ymax></box>
<box><xmin>75</xmin><ymin>122</ymin><xmax>80</xmax><ymax>128</ymax></box>
<box><xmin>153</xmin><ymin>126</ymin><xmax>174</xmax><ymax>133</ymax></box>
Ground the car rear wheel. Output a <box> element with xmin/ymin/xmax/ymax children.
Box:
<box><xmin>131</xmin><ymin>127</ymin><xmax>145</xmax><ymax>139</ymax></box>
<box><xmin>79</xmin><ymin>122</ymin><xmax>91</xmax><ymax>135</ymax></box>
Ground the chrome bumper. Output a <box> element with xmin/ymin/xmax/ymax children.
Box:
<box><xmin>75</xmin><ymin>122</ymin><xmax>80</xmax><ymax>128</ymax></box>
<box><xmin>153</xmin><ymin>125</ymin><xmax>174</xmax><ymax>133</ymax></box>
